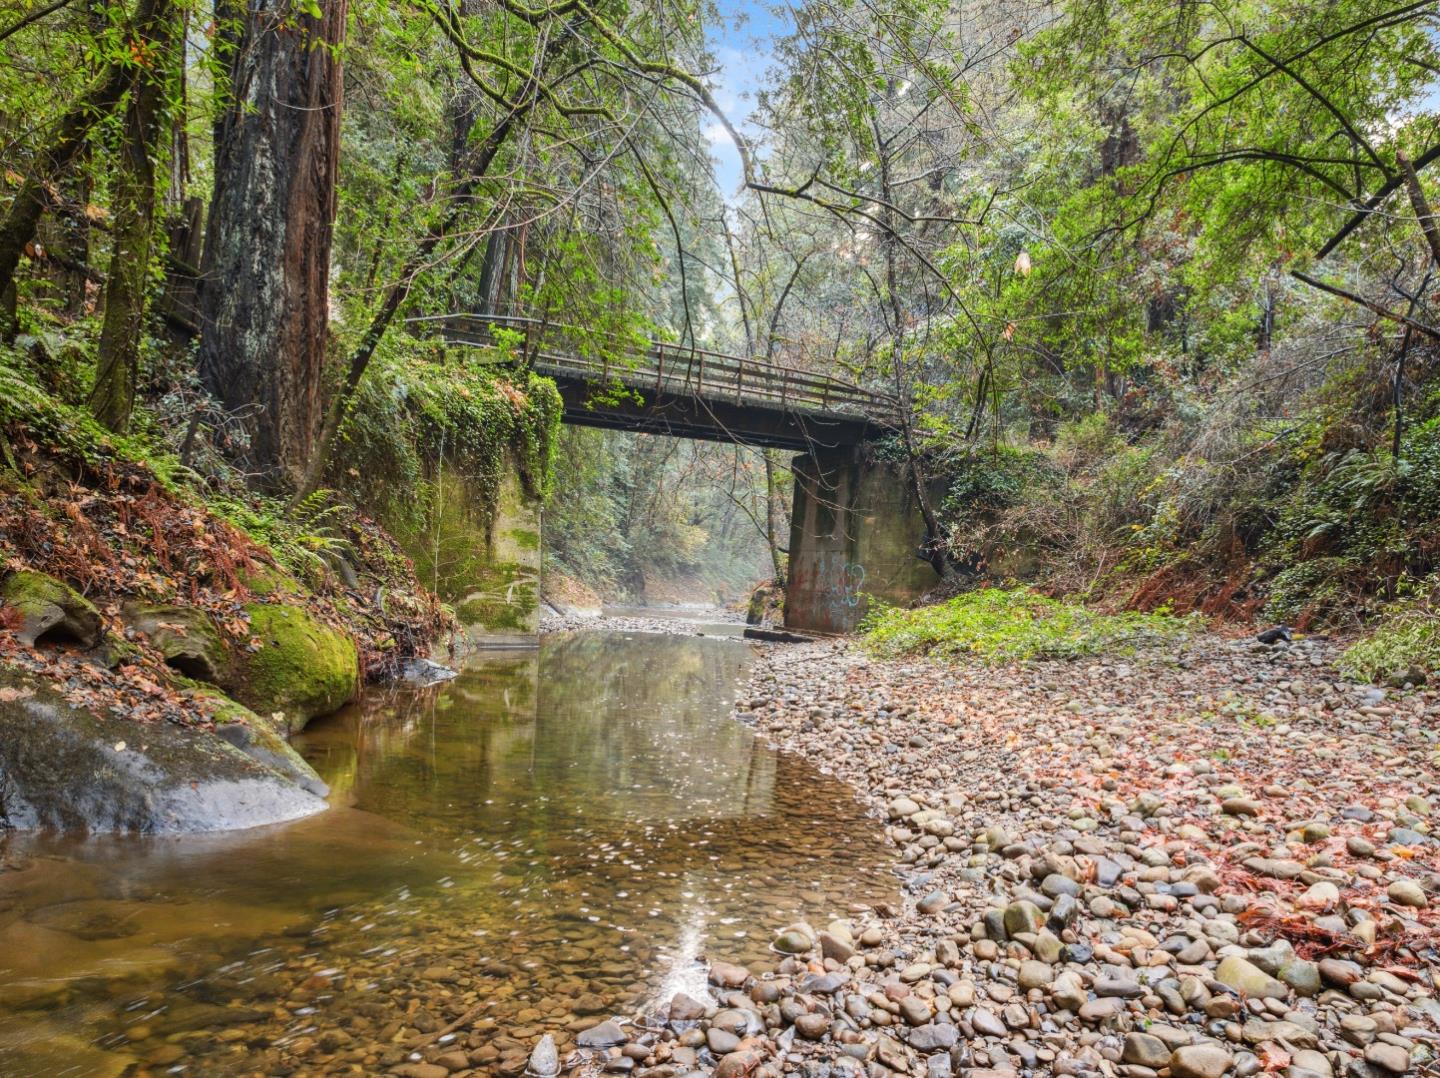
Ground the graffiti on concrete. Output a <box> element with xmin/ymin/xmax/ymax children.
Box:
<box><xmin>825</xmin><ymin>558</ymin><xmax>866</xmax><ymax>617</ymax></box>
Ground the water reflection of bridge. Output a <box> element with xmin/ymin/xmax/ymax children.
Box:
<box><xmin>302</xmin><ymin>634</ymin><xmax>778</xmax><ymax>825</ymax></box>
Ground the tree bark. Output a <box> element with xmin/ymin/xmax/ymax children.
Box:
<box><xmin>90</xmin><ymin>0</ymin><xmax>176</xmax><ymax>432</ymax></box>
<box><xmin>290</xmin><ymin>79</ymin><xmax>541</xmax><ymax>505</ymax></box>
<box><xmin>197</xmin><ymin>0</ymin><xmax>347</xmax><ymax>488</ymax></box>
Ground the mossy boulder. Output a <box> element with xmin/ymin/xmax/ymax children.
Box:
<box><xmin>194</xmin><ymin>687</ymin><xmax>329</xmax><ymax>798</ymax></box>
<box><xmin>0</xmin><ymin>665</ymin><xmax>326</xmax><ymax>833</ymax></box>
<box><xmin>0</xmin><ymin>570</ymin><xmax>103</xmax><ymax>648</ymax></box>
<box><xmin>229</xmin><ymin>603</ymin><xmax>358</xmax><ymax>733</ymax></box>
<box><xmin>121</xmin><ymin>602</ymin><xmax>231</xmax><ymax>682</ymax></box>
<box><xmin>237</xmin><ymin>563</ymin><xmax>306</xmax><ymax>599</ymax></box>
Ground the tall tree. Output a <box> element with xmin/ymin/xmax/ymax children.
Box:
<box><xmin>197</xmin><ymin>0</ymin><xmax>347</xmax><ymax>487</ymax></box>
<box><xmin>90</xmin><ymin>0</ymin><xmax>179</xmax><ymax>431</ymax></box>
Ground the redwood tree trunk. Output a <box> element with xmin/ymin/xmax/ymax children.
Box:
<box><xmin>198</xmin><ymin>0</ymin><xmax>346</xmax><ymax>488</ymax></box>
<box><xmin>91</xmin><ymin>0</ymin><xmax>176</xmax><ymax>432</ymax></box>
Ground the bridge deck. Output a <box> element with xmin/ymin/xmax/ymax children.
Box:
<box><xmin>412</xmin><ymin>313</ymin><xmax>898</xmax><ymax>450</ymax></box>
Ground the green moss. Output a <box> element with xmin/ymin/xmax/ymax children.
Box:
<box><xmin>236</xmin><ymin>563</ymin><xmax>305</xmax><ymax>599</ymax></box>
<box><xmin>231</xmin><ymin>603</ymin><xmax>358</xmax><ymax>732</ymax></box>
<box><xmin>508</xmin><ymin>527</ymin><xmax>540</xmax><ymax>551</ymax></box>
<box><xmin>862</xmin><ymin>586</ymin><xmax>1195</xmax><ymax>662</ymax></box>
<box><xmin>121</xmin><ymin>602</ymin><xmax>230</xmax><ymax>682</ymax></box>
<box><xmin>0</xmin><ymin>570</ymin><xmax>102</xmax><ymax>647</ymax></box>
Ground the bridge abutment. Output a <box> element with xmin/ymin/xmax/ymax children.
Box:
<box><xmin>784</xmin><ymin>447</ymin><xmax>940</xmax><ymax>634</ymax></box>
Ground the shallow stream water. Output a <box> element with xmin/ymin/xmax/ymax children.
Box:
<box><xmin>0</xmin><ymin>630</ymin><xmax>894</xmax><ymax>1075</ymax></box>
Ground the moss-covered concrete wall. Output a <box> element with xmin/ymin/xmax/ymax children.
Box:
<box><xmin>785</xmin><ymin>447</ymin><xmax>940</xmax><ymax>633</ymax></box>
<box><xmin>391</xmin><ymin>453</ymin><xmax>542</xmax><ymax>649</ymax></box>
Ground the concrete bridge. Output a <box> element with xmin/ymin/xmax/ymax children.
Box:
<box><xmin>414</xmin><ymin>312</ymin><xmax>941</xmax><ymax>636</ymax></box>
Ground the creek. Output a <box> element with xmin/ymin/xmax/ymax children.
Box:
<box><xmin>0</xmin><ymin>629</ymin><xmax>894</xmax><ymax>1075</ymax></box>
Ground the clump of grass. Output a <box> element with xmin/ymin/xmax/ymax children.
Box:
<box><xmin>1340</xmin><ymin>601</ymin><xmax>1440</xmax><ymax>685</ymax></box>
<box><xmin>861</xmin><ymin>586</ymin><xmax>1196</xmax><ymax>662</ymax></box>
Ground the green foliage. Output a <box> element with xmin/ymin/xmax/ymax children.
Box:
<box><xmin>1261</xmin><ymin>559</ymin><xmax>1351</xmax><ymax>625</ymax></box>
<box><xmin>861</xmin><ymin>586</ymin><xmax>1195</xmax><ymax>662</ymax></box>
<box><xmin>1258</xmin><ymin>423</ymin><xmax>1440</xmax><ymax>623</ymax></box>
<box><xmin>0</xmin><ymin>337</ymin><xmax>190</xmax><ymax>485</ymax></box>
<box><xmin>1340</xmin><ymin>593</ymin><xmax>1440</xmax><ymax>685</ymax></box>
<box><xmin>335</xmin><ymin>335</ymin><xmax>561</xmax><ymax>540</ymax></box>
<box><xmin>208</xmin><ymin>491</ymin><xmax>352</xmax><ymax>588</ymax></box>
<box><xmin>940</xmin><ymin>446</ymin><xmax>1062</xmax><ymax>530</ymax></box>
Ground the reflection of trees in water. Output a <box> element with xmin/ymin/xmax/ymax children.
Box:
<box><xmin>296</xmin><ymin>633</ymin><xmax>896</xmax><ymax>975</ymax></box>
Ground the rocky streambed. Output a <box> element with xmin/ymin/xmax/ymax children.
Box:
<box><xmin>547</xmin><ymin>632</ymin><xmax>1440</xmax><ymax>1078</ymax></box>
<box><xmin>4</xmin><ymin>622</ymin><xmax>1438</xmax><ymax>1078</ymax></box>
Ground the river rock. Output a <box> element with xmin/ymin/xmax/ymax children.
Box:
<box><xmin>1017</xmin><ymin>960</ymin><xmax>1051</xmax><ymax>991</ymax></box>
<box><xmin>399</xmin><ymin>657</ymin><xmax>459</xmax><ymax>686</ymax></box>
<box><xmin>668</xmin><ymin>993</ymin><xmax>706</xmax><ymax>1022</ymax></box>
<box><xmin>709</xmin><ymin>962</ymin><xmax>749</xmax><ymax>988</ymax></box>
<box><xmin>1051</xmin><ymin>971</ymin><xmax>1087</xmax><ymax>1011</ymax></box>
<box><xmin>529</xmin><ymin>1034</ymin><xmax>559</xmax><ymax>1077</ymax></box>
<box><xmin>714</xmin><ymin>1051</ymin><xmax>763</xmax><ymax>1078</ymax></box>
<box><xmin>1123</xmin><ymin>1033</ymin><xmax>1172</xmax><ymax>1068</ymax></box>
<box><xmin>1170</xmin><ymin>1044</ymin><xmax>1234</xmax><ymax>1078</ymax></box>
<box><xmin>1003</xmin><ymin>900</ymin><xmax>1044</xmax><ymax>936</ymax></box>
<box><xmin>819</xmin><ymin>930</ymin><xmax>855</xmax><ymax>962</ymax></box>
<box><xmin>578</xmin><ymin>1020</ymin><xmax>626</xmax><ymax>1048</ymax></box>
<box><xmin>909</xmin><ymin>1024</ymin><xmax>958</xmax><ymax>1051</ymax></box>
<box><xmin>916</xmin><ymin>890</ymin><xmax>947</xmax><ymax>915</ymax></box>
<box><xmin>707</xmin><ymin>1028</ymin><xmax>740</xmax><ymax>1054</ymax></box>
<box><xmin>1216</xmin><ymin>956</ymin><xmax>1287</xmax><ymax>999</ymax></box>
<box><xmin>794</xmin><ymin>1013</ymin><xmax>830</xmax><ymax>1040</ymax></box>
<box><xmin>773</xmin><ymin>927</ymin><xmax>814</xmax><ymax>953</ymax></box>
<box><xmin>1387</xmin><ymin>879</ymin><xmax>1428</xmax><ymax>907</ymax></box>
<box><xmin>972</xmin><ymin>1007</ymin><xmax>1006</xmax><ymax>1036</ymax></box>
<box><xmin>1364</xmin><ymin>1043</ymin><xmax>1412</xmax><ymax>1073</ymax></box>
<box><xmin>0</xmin><ymin>667</ymin><xmax>327</xmax><ymax>833</ymax></box>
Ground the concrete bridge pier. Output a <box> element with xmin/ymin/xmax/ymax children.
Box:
<box><xmin>784</xmin><ymin>447</ymin><xmax>941</xmax><ymax>634</ymax></box>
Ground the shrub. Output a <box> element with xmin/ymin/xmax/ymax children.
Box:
<box><xmin>1339</xmin><ymin>594</ymin><xmax>1440</xmax><ymax>685</ymax></box>
<box><xmin>861</xmin><ymin>586</ymin><xmax>1195</xmax><ymax>662</ymax></box>
<box><xmin>1261</xmin><ymin>558</ymin><xmax>1352</xmax><ymax>626</ymax></box>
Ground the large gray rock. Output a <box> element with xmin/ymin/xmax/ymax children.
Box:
<box><xmin>0</xmin><ymin>667</ymin><xmax>327</xmax><ymax>833</ymax></box>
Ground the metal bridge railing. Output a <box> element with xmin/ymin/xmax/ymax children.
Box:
<box><xmin>407</xmin><ymin>311</ymin><xmax>900</xmax><ymax>422</ymax></box>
